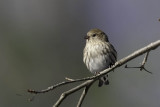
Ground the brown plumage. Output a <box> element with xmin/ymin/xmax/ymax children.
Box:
<box><xmin>83</xmin><ymin>29</ymin><xmax>117</xmax><ymax>87</ymax></box>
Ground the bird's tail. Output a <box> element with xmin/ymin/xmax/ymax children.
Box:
<box><xmin>98</xmin><ymin>74</ymin><xmax>109</xmax><ymax>87</ymax></box>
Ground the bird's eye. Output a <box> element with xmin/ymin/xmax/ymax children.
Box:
<box><xmin>92</xmin><ymin>34</ymin><xmax>96</xmax><ymax>37</ymax></box>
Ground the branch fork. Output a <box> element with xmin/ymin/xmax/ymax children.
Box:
<box><xmin>125</xmin><ymin>51</ymin><xmax>152</xmax><ymax>74</ymax></box>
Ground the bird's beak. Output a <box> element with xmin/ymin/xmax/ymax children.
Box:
<box><xmin>84</xmin><ymin>35</ymin><xmax>89</xmax><ymax>39</ymax></box>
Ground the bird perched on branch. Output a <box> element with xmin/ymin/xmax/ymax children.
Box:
<box><xmin>83</xmin><ymin>28</ymin><xmax>117</xmax><ymax>87</ymax></box>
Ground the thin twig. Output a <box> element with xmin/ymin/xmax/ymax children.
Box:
<box><xmin>125</xmin><ymin>51</ymin><xmax>152</xmax><ymax>74</ymax></box>
<box><xmin>141</xmin><ymin>51</ymin><xmax>149</xmax><ymax>68</ymax></box>
<box><xmin>140</xmin><ymin>51</ymin><xmax>151</xmax><ymax>73</ymax></box>
<box><xmin>65</xmin><ymin>77</ymin><xmax>75</xmax><ymax>81</ymax></box>
<box><xmin>53</xmin><ymin>80</ymin><xmax>96</xmax><ymax>107</ymax></box>
<box><xmin>28</xmin><ymin>76</ymin><xmax>97</xmax><ymax>94</ymax></box>
<box><xmin>77</xmin><ymin>84</ymin><xmax>92</xmax><ymax>107</ymax></box>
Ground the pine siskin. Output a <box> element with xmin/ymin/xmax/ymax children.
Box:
<box><xmin>83</xmin><ymin>29</ymin><xmax>117</xmax><ymax>87</ymax></box>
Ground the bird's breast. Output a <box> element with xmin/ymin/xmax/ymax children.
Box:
<box><xmin>83</xmin><ymin>43</ymin><xmax>111</xmax><ymax>73</ymax></box>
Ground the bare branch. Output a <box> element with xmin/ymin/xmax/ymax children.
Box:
<box><xmin>140</xmin><ymin>51</ymin><xmax>151</xmax><ymax>73</ymax></box>
<box><xmin>27</xmin><ymin>40</ymin><xmax>160</xmax><ymax>107</ymax></box>
<box><xmin>141</xmin><ymin>51</ymin><xmax>149</xmax><ymax>67</ymax></box>
<box><xmin>77</xmin><ymin>84</ymin><xmax>92</xmax><ymax>107</ymax></box>
<box><xmin>65</xmin><ymin>77</ymin><xmax>75</xmax><ymax>81</ymax></box>
<box><xmin>125</xmin><ymin>51</ymin><xmax>152</xmax><ymax>74</ymax></box>
<box><xmin>97</xmin><ymin>40</ymin><xmax>160</xmax><ymax>79</ymax></box>
<box><xmin>53</xmin><ymin>80</ymin><xmax>96</xmax><ymax>107</ymax></box>
<box><xmin>28</xmin><ymin>76</ymin><xmax>97</xmax><ymax>94</ymax></box>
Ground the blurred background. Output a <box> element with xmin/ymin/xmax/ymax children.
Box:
<box><xmin>0</xmin><ymin>0</ymin><xmax>160</xmax><ymax>107</ymax></box>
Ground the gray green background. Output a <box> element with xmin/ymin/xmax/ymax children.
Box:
<box><xmin>0</xmin><ymin>0</ymin><xmax>160</xmax><ymax>107</ymax></box>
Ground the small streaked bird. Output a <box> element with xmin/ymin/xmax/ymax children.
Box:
<box><xmin>83</xmin><ymin>29</ymin><xmax>117</xmax><ymax>87</ymax></box>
